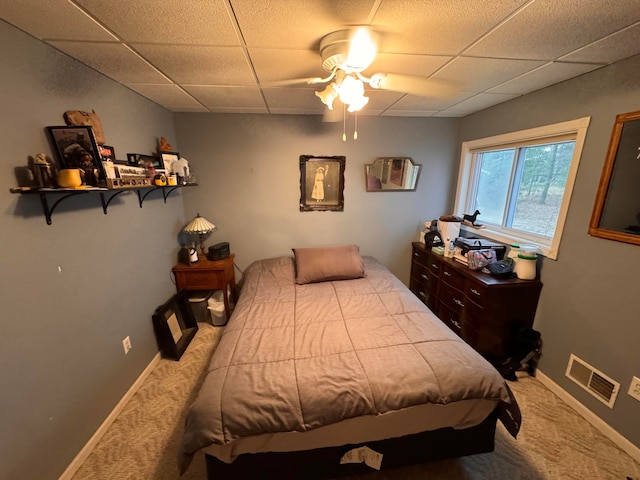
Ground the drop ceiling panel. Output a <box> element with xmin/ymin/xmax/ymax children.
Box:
<box><xmin>48</xmin><ymin>41</ymin><xmax>170</xmax><ymax>84</ymax></box>
<box><xmin>443</xmin><ymin>92</ymin><xmax>520</xmax><ymax>114</ymax></box>
<box><xmin>248</xmin><ymin>48</ymin><xmax>326</xmax><ymax>84</ymax></box>
<box><xmin>133</xmin><ymin>45</ymin><xmax>255</xmax><ymax>85</ymax></box>
<box><xmin>559</xmin><ymin>22</ymin><xmax>640</xmax><ymax>64</ymax></box>
<box><xmin>232</xmin><ymin>0</ymin><xmax>375</xmax><ymax>49</ymax></box>
<box><xmin>75</xmin><ymin>0</ymin><xmax>239</xmax><ymax>45</ymax></box>
<box><xmin>466</xmin><ymin>0</ymin><xmax>640</xmax><ymax>60</ymax></box>
<box><xmin>262</xmin><ymin>87</ymin><xmax>326</xmax><ymax>112</ymax></box>
<box><xmin>386</xmin><ymin>91</ymin><xmax>478</xmax><ymax>112</ymax></box>
<box><xmin>364</xmin><ymin>53</ymin><xmax>453</xmax><ymax>78</ymax></box>
<box><xmin>184</xmin><ymin>85</ymin><xmax>265</xmax><ymax>109</ymax></box>
<box><xmin>125</xmin><ymin>84</ymin><xmax>203</xmax><ymax>108</ymax></box>
<box><xmin>372</xmin><ymin>0</ymin><xmax>531</xmax><ymax>55</ymax></box>
<box><xmin>489</xmin><ymin>61</ymin><xmax>603</xmax><ymax>95</ymax></box>
<box><xmin>0</xmin><ymin>0</ymin><xmax>117</xmax><ymax>41</ymax></box>
<box><xmin>432</xmin><ymin>56</ymin><xmax>545</xmax><ymax>92</ymax></box>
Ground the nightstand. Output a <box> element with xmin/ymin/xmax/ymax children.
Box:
<box><xmin>171</xmin><ymin>254</ymin><xmax>237</xmax><ymax>321</ymax></box>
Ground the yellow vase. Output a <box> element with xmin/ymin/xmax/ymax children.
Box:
<box><xmin>57</xmin><ymin>169</ymin><xmax>83</xmax><ymax>188</ymax></box>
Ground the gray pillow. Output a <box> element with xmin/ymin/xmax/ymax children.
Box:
<box><xmin>292</xmin><ymin>245</ymin><xmax>365</xmax><ymax>284</ymax></box>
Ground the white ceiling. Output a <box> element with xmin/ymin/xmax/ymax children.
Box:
<box><xmin>2</xmin><ymin>0</ymin><xmax>639</xmax><ymax>117</ymax></box>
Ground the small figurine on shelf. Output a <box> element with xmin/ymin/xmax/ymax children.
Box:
<box><xmin>462</xmin><ymin>209</ymin><xmax>482</xmax><ymax>226</ymax></box>
<box><xmin>31</xmin><ymin>153</ymin><xmax>56</xmax><ymax>188</ymax></box>
<box><xmin>174</xmin><ymin>157</ymin><xmax>190</xmax><ymax>184</ymax></box>
<box><xmin>158</xmin><ymin>136</ymin><xmax>173</xmax><ymax>152</ymax></box>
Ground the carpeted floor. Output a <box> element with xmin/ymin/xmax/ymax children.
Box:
<box><xmin>71</xmin><ymin>322</ymin><xmax>640</xmax><ymax>480</ymax></box>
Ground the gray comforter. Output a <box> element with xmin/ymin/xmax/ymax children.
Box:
<box><xmin>179</xmin><ymin>255</ymin><xmax>520</xmax><ymax>471</ymax></box>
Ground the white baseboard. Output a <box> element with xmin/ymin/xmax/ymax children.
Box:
<box><xmin>58</xmin><ymin>353</ymin><xmax>161</xmax><ymax>480</ymax></box>
<box><xmin>536</xmin><ymin>370</ymin><xmax>640</xmax><ymax>464</ymax></box>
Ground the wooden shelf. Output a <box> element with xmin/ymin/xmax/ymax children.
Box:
<box><xmin>10</xmin><ymin>183</ymin><xmax>197</xmax><ymax>225</ymax></box>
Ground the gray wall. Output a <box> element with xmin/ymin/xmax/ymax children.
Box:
<box><xmin>460</xmin><ymin>54</ymin><xmax>640</xmax><ymax>447</ymax></box>
<box><xmin>0</xmin><ymin>21</ymin><xmax>185</xmax><ymax>480</ymax></box>
<box><xmin>174</xmin><ymin>113</ymin><xmax>459</xmax><ymax>283</ymax></box>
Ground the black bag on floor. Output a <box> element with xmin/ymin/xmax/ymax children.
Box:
<box><xmin>498</xmin><ymin>327</ymin><xmax>542</xmax><ymax>380</ymax></box>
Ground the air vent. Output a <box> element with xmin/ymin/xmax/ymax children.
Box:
<box><xmin>565</xmin><ymin>354</ymin><xmax>619</xmax><ymax>408</ymax></box>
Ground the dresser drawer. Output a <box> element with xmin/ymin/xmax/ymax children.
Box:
<box><xmin>439</xmin><ymin>282</ymin><xmax>466</xmax><ymax>314</ymax></box>
<box><xmin>466</xmin><ymin>282</ymin><xmax>488</xmax><ymax>304</ymax></box>
<box><xmin>438</xmin><ymin>303</ymin><xmax>463</xmax><ymax>336</ymax></box>
<box><xmin>412</xmin><ymin>247</ymin><xmax>431</xmax><ymax>268</ymax></box>
<box><xmin>411</xmin><ymin>262</ymin><xmax>438</xmax><ymax>293</ymax></box>
<box><xmin>440</xmin><ymin>264</ymin><xmax>465</xmax><ymax>290</ymax></box>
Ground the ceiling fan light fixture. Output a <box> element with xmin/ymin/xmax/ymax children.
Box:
<box><xmin>337</xmin><ymin>74</ymin><xmax>368</xmax><ymax>112</ymax></box>
<box><xmin>315</xmin><ymin>83</ymin><xmax>339</xmax><ymax>110</ymax></box>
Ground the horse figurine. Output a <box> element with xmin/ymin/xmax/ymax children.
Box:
<box><xmin>463</xmin><ymin>209</ymin><xmax>481</xmax><ymax>226</ymax></box>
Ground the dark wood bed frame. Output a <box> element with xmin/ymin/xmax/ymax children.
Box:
<box><xmin>205</xmin><ymin>408</ymin><xmax>498</xmax><ymax>479</ymax></box>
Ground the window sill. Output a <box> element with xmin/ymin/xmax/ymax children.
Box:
<box><xmin>460</xmin><ymin>224</ymin><xmax>556</xmax><ymax>260</ymax></box>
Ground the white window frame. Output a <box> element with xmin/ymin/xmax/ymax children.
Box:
<box><xmin>454</xmin><ymin>117</ymin><xmax>591</xmax><ymax>260</ymax></box>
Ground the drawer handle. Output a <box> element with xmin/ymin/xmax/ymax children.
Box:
<box><xmin>419</xmin><ymin>291</ymin><xmax>426</xmax><ymax>297</ymax></box>
<box><xmin>451</xmin><ymin>319</ymin><xmax>461</xmax><ymax>329</ymax></box>
<box><xmin>414</xmin><ymin>252</ymin><xmax>420</xmax><ymax>257</ymax></box>
<box><xmin>470</xmin><ymin>288</ymin><xmax>481</xmax><ymax>296</ymax></box>
<box><xmin>431</xmin><ymin>263</ymin><xmax>439</xmax><ymax>269</ymax></box>
<box><xmin>454</xmin><ymin>298</ymin><xmax>465</xmax><ymax>308</ymax></box>
<box><xmin>444</xmin><ymin>271</ymin><xmax>451</xmax><ymax>277</ymax></box>
<box><xmin>421</xmin><ymin>274</ymin><xmax>429</xmax><ymax>280</ymax></box>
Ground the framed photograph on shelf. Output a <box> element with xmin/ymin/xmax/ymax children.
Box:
<box><xmin>46</xmin><ymin>125</ymin><xmax>106</xmax><ymax>186</ymax></box>
<box><xmin>127</xmin><ymin>153</ymin><xmax>164</xmax><ymax>170</ymax></box>
<box><xmin>160</xmin><ymin>152</ymin><xmax>180</xmax><ymax>175</ymax></box>
<box><xmin>99</xmin><ymin>145</ymin><xmax>116</xmax><ymax>161</ymax></box>
<box><xmin>299</xmin><ymin>154</ymin><xmax>345</xmax><ymax>212</ymax></box>
<box><xmin>151</xmin><ymin>290</ymin><xmax>198</xmax><ymax>361</ymax></box>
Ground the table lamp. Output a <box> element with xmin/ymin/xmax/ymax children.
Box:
<box><xmin>183</xmin><ymin>213</ymin><xmax>217</xmax><ymax>257</ymax></box>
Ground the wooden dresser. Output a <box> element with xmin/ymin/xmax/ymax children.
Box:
<box><xmin>410</xmin><ymin>242</ymin><xmax>542</xmax><ymax>367</ymax></box>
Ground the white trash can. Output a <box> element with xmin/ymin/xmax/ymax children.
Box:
<box><xmin>207</xmin><ymin>289</ymin><xmax>228</xmax><ymax>326</ymax></box>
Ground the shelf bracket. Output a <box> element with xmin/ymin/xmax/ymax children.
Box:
<box><xmin>99</xmin><ymin>189</ymin><xmax>130</xmax><ymax>214</ymax></box>
<box><xmin>162</xmin><ymin>186</ymin><xmax>180</xmax><ymax>203</ymax></box>
<box><xmin>136</xmin><ymin>188</ymin><xmax>158</xmax><ymax>208</ymax></box>
<box><xmin>39</xmin><ymin>191</ymin><xmax>86</xmax><ymax>225</ymax></box>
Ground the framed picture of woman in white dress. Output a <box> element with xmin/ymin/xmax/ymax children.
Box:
<box><xmin>299</xmin><ymin>155</ymin><xmax>345</xmax><ymax>212</ymax></box>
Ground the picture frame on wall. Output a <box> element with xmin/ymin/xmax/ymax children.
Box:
<box><xmin>46</xmin><ymin>125</ymin><xmax>106</xmax><ymax>186</ymax></box>
<box><xmin>160</xmin><ymin>152</ymin><xmax>180</xmax><ymax>175</ymax></box>
<box><xmin>151</xmin><ymin>290</ymin><xmax>198</xmax><ymax>361</ymax></box>
<box><xmin>299</xmin><ymin>154</ymin><xmax>345</xmax><ymax>212</ymax></box>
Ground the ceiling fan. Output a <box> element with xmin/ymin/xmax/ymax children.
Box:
<box><xmin>273</xmin><ymin>27</ymin><xmax>458</xmax><ymax>117</ymax></box>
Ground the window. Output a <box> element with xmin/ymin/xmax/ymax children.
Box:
<box><xmin>454</xmin><ymin>117</ymin><xmax>590</xmax><ymax>259</ymax></box>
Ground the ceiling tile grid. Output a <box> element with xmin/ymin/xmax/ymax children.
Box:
<box><xmin>1</xmin><ymin>0</ymin><xmax>638</xmax><ymax>116</ymax></box>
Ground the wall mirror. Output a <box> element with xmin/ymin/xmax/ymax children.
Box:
<box><xmin>365</xmin><ymin>157</ymin><xmax>422</xmax><ymax>192</ymax></box>
<box><xmin>588</xmin><ymin>110</ymin><xmax>640</xmax><ymax>246</ymax></box>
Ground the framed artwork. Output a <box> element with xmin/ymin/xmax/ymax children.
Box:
<box><xmin>299</xmin><ymin>155</ymin><xmax>345</xmax><ymax>212</ymax></box>
<box><xmin>99</xmin><ymin>145</ymin><xmax>116</xmax><ymax>161</ymax></box>
<box><xmin>160</xmin><ymin>152</ymin><xmax>180</xmax><ymax>174</ymax></box>
<box><xmin>589</xmin><ymin>109</ymin><xmax>640</xmax><ymax>246</ymax></box>
<box><xmin>151</xmin><ymin>290</ymin><xmax>198</xmax><ymax>361</ymax></box>
<box><xmin>127</xmin><ymin>153</ymin><xmax>164</xmax><ymax>169</ymax></box>
<box><xmin>46</xmin><ymin>125</ymin><xmax>106</xmax><ymax>186</ymax></box>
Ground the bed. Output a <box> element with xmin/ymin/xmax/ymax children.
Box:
<box><xmin>178</xmin><ymin>245</ymin><xmax>521</xmax><ymax>478</ymax></box>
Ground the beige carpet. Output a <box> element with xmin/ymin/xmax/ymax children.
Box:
<box><xmin>71</xmin><ymin>323</ymin><xmax>640</xmax><ymax>480</ymax></box>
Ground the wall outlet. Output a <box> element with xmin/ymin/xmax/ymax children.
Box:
<box><xmin>628</xmin><ymin>376</ymin><xmax>640</xmax><ymax>402</ymax></box>
<box><xmin>122</xmin><ymin>336</ymin><xmax>131</xmax><ymax>355</ymax></box>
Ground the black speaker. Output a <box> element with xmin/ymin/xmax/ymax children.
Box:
<box><xmin>207</xmin><ymin>242</ymin><xmax>230</xmax><ymax>260</ymax></box>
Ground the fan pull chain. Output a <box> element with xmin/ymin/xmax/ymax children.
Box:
<box><xmin>342</xmin><ymin>103</ymin><xmax>347</xmax><ymax>142</ymax></box>
<box><xmin>354</xmin><ymin>111</ymin><xmax>358</xmax><ymax>140</ymax></box>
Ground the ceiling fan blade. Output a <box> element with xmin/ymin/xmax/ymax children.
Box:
<box><xmin>262</xmin><ymin>77</ymin><xmax>326</xmax><ymax>87</ymax></box>
<box><xmin>368</xmin><ymin>73</ymin><xmax>458</xmax><ymax>98</ymax></box>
